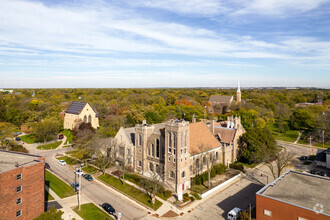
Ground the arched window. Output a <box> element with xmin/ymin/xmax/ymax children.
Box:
<box><xmin>151</xmin><ymin>144</ymin><xmax>154</xmax><ymax>156</ymax></box>
<box><xmin>149</xmin><ymin>163</ymin><xmax>154</xmax><ymax>171</ymax></box>
<box><xmin>156</xmin><ymin>164</ymin><xmax>160</xmax><ymax>174</ymax></box>
<box><xmin>216</xmin><ymin>152</ymin><xmax>219</xmax><ymax>160</ymax></box>
<box><xmin>139</xmin><ymin>134</ymin><xmax>142</xmax><ymax>146</ymax></box>
<box><xmin>170</xmin><ymin>171</ymin><xmax>175</xmax><ymax>178</ymax></box>
<box><xmin>203</xmin><ymin>156</ymin><xmax>206</xmax><ymax>166</ymax></box>
<box><xmin>182</xmin><ymin>171</ymin><xmax>186</xmax><ymax>179</ymax></box>
<box><xmin>88</xmin><ymin>115</ymin><xmax>92</xmax><ymax>123</ymax></box>
<box><xmin>196</xmin><ymin>159</ymin><xmax>199</xmax><ymax>169</ymax></box>
<box><xmin>84</xmin><ymin>115</ymin><xmax>87</xmax><ymax>123</ymax></box>
<box><xmin>147</xmin><ymin>147</ymin><xmax>150</xmax><ymax>156</ymax></box>
<box><xmin>156</xmin><ymin>139</ymin><xmax>160</xmax><ymax>158</ymax></box>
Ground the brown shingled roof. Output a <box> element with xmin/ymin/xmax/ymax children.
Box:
<box><xmin>215</xmin><ymin>128</ymin><xmax>236</xmax><ymax>144</ymax></box>
<box><xmin>209</xmin><ymin>95</ymin><xmax>233</xmax><ymax>103</ymax></box>
<box><xmin>189</xmin><ymin>122</ymin><xmax>220</xmax><ymax>156</ymax></box>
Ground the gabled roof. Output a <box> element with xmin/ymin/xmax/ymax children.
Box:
<box><xmin>124</xmin><ymin>127</ymin><xmax>136</xmax><ymax>146</ymax></box>
<box><xmin>189</xmin><ymin>122</ymin><xmax>221</xmax><ymax>156</ymax></box>
<box><xmin>65</xmin><ymin>101</ymin><xmax>87</xmax><ymax>115</ymax></box>
<box><xmin>209</xmin><ymin>95</ymin><xmax>233</xmax><ymax>103</ymax></box>
<box><xmin>215</xmin><ymin>128</ymin><xmax>236</xmax><ymax>144</ymax></box>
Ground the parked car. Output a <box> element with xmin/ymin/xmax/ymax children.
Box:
<box><xmin>227</xmin><ymin>207</ymin><xmax>241</xmax><ymax>220</ymax></box>
<box><xmin>299</xmin><ymin>155</ymin><xmax>307</xmax><ymax>161</ymax></box>
<box><xmin>58</xmin><ymin>160</ymin><xmax>66</xmax><ymax>166</ymax></box>
<box><xmin>83</xmin><ymin>174</ymin><xmax>93</xmax><ymax>181</ymax></box>
<box><xmin>74</xmin><ymin>169</ymin><xmax>84</xmax><ymax>176</ymax></box>
<box><xmin>71</xmin><ymin>182</ymin><xmax>80</xmax><ymax>191</ymax></box>
<box><xmin>58</xmin><ymin>134</ymin><xmax>64</xmax><ymax>139</ymax></box>
<box><xmin>45</xmin><ymin>163</ymin><xmax>50</xmax><ymax>169</ymax></box>
<box><xmin>310</xmin><ymin>169</ymin><xmax>317</xmax><ymax>174</ymax></box>
<box><xmin>101</xmin><ymin>203</ymin><xmax>115</xmax><ymax>214</ymax></box>
<box><xmin>15</xmin><ymin>137</ymin><xmax>21</xmax><ymax>141</ymax></box>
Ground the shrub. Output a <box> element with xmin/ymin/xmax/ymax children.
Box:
<box><xmin>183</xmin><ymin>193</ymin><xmax>189</xmax><ymax>197</ymax></box>
<box><xmin>192</xmin><ymin>192</ymin><xmax>201</xmax><ymax>200</ymax></box>
<box><xmin>189</xmin><ymin>196</ymin><xmax>195</xmax><ymax>201</ymax></box>
<box><xmin>230</xmin><ymin>163</ymin><xmax>245</xmax><ymax>172</ymax></box>
<box><xmin>164</xmin><ymin>190</ymin><xmax>172</xmax><ymax>198</ymax></box>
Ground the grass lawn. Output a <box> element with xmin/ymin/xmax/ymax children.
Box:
<box><xmin>37</xmin><ymin>141</ymin><xmax>62</xmax><ymax>150</ymax></box>
<box><xmin>82</xmin><ymin>165</ymin><xmax>99</xmax><ymax>174</ymax></box>
<box><xmin>191</xmin><ymin>185</ymin><xmax>208</xmax><ymax>194</ymax></box>
<box><xmin>268</xmin><ymin>123</ymin><xmax>299</xmax><ymax>142</ymax></box>
<box><xmin>275</xmin><ymin>130</ymin><xmax>299</xmax><ymax>142</ymax></box>
<box><xmin>73</xmin><ymin>203</ymin><xmax>113</xmax><ymax>220</ymax></box>
<box><xmin>315</xmin><ymin>143</ymin><xmax>330</xmax><ymax>149</ymax></box>
<box><xmin>98</xmin><ymin>174</ymin><xmax>162</xmax><ymax>210</ymax></box>
<box><xmin>45</xmin><ymin>190</ymin><xmax>54</xmax><ymax>201</ymax></box>
<box><xmin>45</xmin><ymin>170</ymin><xmax>75</xmax><ymax>198</ymax></box>
<box><xmin>20</xmin><ymin>134</ymin><xmax>38</xmax><ymax>144</ymax></box>
<box><xmin>61</xmin><ymin>129</ymin><xmax>74</xmax><ymax>144</ymax></box>
<box><xmin>57</xmin><ymin>156</ymin><xmax>77</xmax><ymax>165</ymax></box>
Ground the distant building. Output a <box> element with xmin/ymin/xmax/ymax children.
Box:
<box><xmin>114</xmin><ymin>117</ymin><xmax>245</xmax><ymax>194</ymax></box>
<box><xmin>209</xmin><ymin>95</ymin><xmax>234</xmax><ymax>106</ymax></box>
<box><xmin>315</xmin><ymin>148</ymin><xmax>330</xmax><ymax>169</ymax></box>
<box><xmin>0</xmin><ymin>150</ymin><xmax>45</xmax><ymax>220</ymax></box>
<box><xmin>63</xmin><ymin>101</ymin><xmax>99</xmax><ymax>130</ymax></box>
<box><xmin>256</xmin><ymin>170</ymin><xmax>330</xmax><ymax>220</ymax></box>
<box><xmin>0</xmin><ymin>89</ymin><xmax>14</xmax><ymax>93</ymax></box>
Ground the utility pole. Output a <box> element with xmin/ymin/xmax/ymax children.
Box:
<box><xmin>323</xmin><ymin>130</ymin><xmax>325</xmax><ymax>149</ymax></box>
<box><xmin>79</xmin><ymin>165</ymin><xmax>82</xmax><ymax>211</ymax></box>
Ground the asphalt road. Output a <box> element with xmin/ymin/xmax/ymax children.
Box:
<box><xmin>39</xmin><ymin>149</ymin><xmax>152</xmax><ymax>220</ymax></box>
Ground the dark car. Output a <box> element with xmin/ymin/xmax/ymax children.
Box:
<box><xmin>15</xmin><ymin>137</ymin><xmax>21</xmax><ymax>141</ymax></box>
<box><xmin>58</xmin><ymin>134</ymin><xmax>64</xmax><ymax>139</ymax></box>
<box><xmin>45</xmin><ymin>163</ymin><xmax>50</xmax><ymax>169</ymax></box>
<box><xmin>310</xmin><ymin>169</ymin><xmax>317</xmax><ymax>174</ymax></box>
<box><xmin>101</xmin><ymin>203</ymin><xmax>115</xmax><ymax>214</ymax></box>
<box><xmin>71</xmin><ymin>182</ymin><xmax>80</xmax><ymax>191</ymax></box>
<box><xmin>299</xmin><ymin>155</ymin><xmax>307</xmax><ymax>161</ymax></box>
<box><xmin>83</xmin><ymin>174</ymin><xmax>93</xmax><ymax>181</ymax></box>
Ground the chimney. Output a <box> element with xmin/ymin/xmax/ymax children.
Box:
<box><xmin>142</xmin><ymin>120</ymin><xmax>147</xmax><ymax>125</ymax></box>
<box><xmin>210</xmin><ymin>118</ymin><xmax>216</xmax><ymax>135</ymax></box>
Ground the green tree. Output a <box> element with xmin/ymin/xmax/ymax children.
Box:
<box><xmin>33</xmin><ymin>118</ymin><xmax>61</xmax><ymax>144</ymax></box>
<box><xmin>290</xmin><ymin>108</ymin><xmax>315</xmax><ymax>130</ymax></box>
<box><xmin>238</xmin><ymin>127</ymin><xmax>277</xmax><ymax>164</ymax></box>
<box><xmin>34</xmin><ymin>206</ymin><xmax>63</xmax><ymax>220</ymax></box>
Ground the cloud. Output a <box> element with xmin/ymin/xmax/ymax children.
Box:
<box><xmin>234</xmin><ymin>0</ymin><xmax>330</xmax><ymax>16</ymax></box>
<box><xmin>128</xmin><ymin>0</ymin><xmax>228</xmax><ymax>16</ymax></box>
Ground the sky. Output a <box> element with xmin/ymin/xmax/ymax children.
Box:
<box><xmin>0</xmin><ymin>0</ymin><xmax>330</xmax><ymax>88</ymax></box>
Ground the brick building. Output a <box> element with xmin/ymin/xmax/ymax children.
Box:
<box><xmin>0</xmin><ymin>150</ymin><xmax>45</xmax><ymax>220</ymax></box>
<box><xmin>114</xmin><ymin>116</ymin><xmax>244</xmax><ymax>194</ymax></box>
<box><xmin>256</xmin><ymin>170</ymin><xmax>330</xmax><ymax>220</ymax></box>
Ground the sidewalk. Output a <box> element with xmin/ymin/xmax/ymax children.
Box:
<box><xmin>46</xmin><ymin>185</ymin><xmax>86</xmax><ymax>220</ymax></box>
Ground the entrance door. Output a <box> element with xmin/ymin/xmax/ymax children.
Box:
<box><xmin>182</xmin><ymin>183</ymin><xmax>184</xmax><ymax>191</ymax></box>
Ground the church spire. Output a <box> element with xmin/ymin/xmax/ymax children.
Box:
<box><xmin>237</xmin><ymin>81</ymin><xmax>241</xmax><ymax>103</ymax></box>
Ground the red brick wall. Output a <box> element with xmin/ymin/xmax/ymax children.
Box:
<box><xmin>0</xmin><ymin>159</ymin><xmax>45</xmax><ymax>220</ymax></box>
<box><xmin>256</xmin><ymin>195</ymin><xmax>329</xmax><ymax>220</ymax></box>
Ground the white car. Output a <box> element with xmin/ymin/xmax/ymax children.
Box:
<box><xmin>227</xmin><ymin>207</ymin><xmax>241</xmax><ymax>220</ymax></box>
<box><xmin>58</xmin><ymin>160</ymin><xmax>66</xmax><ymax>166</ymax></box>
<box><xmin>74</xmin><ymin>169</ymin><xmax>84</xmax><ymax>176</ymax></box>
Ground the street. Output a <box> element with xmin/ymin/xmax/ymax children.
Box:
<box><xmin>38</xmin><ymin>148</ymin><xmax>154</xmax><ymax>220</ymax></box>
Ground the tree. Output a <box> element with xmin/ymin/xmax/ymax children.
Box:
<box><xmin>33</xmin><ymin>117</ymin><xmax>61</xmax><ymax>144</ymax></box>
<box><xmin>34</xmin><ymin>206</ymin><xmax>63</xmax><ymax>220</ymax></box>
<box><xmin>95</xmin><ymin>138</ymin><xmax>118</xmax><ymax>175</ymax></box>
<box><xmin>0</xmin><ymin>122</ymin><xmax>16</xmax><ymax>149</ymax></box>
<box><xmin>198</xmin><ymin>144</ymin><xmax>215</xmax><ymax>189</ymax></box>
<box><xmin>290</xmin><ymin>108</ymin><xmax>315</xmax><ymax>130</ymax></box>
<box><xmin>264</xmin><ymin>148</ymin><xmax>293</xmax><ymax>179</ymax></box>
<box><xmin>238</xmin><ymin>127</ymin><xmax>277</xmax><ymax>164</ymax></box>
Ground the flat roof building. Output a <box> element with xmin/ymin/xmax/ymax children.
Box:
<box><xmin>256</xmin><ymin>170</ymin><xmax>330</xmax><ymax>220</ymax></box>
<box><xmin>0</xmin><ymin>150</ymin><xmax>45</xmax><ymax>220</ymax></box>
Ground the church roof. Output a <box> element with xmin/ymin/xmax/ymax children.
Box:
<box><xmin>209</xmin><ymin>95</ymin><xmax>233</xmax><ymax>104</ymax></box>
<box><xmin>65</xmin><ymin>101</ymin><xmax>87</xmax><ymax>114</ymax></box>
<box><xmin>189</xmin><ymin>122</ymin><xmax>221</xmax><ymax>156</ymax></box>
<box><xmin>215</xmin><ymin>128</ymin><xmax>236</xmax><ymax>144</ymax></box>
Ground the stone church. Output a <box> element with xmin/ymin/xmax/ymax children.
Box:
<box><xmin>114</xmin><ymin>116</ymin><xmax>245</xmax><ymax>194</ymax></box>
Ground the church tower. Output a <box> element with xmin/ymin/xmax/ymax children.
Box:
<box><xmin>237</xmin><ymin>81</ymin><xmax>241</xmax><ymax>103</ymax></box>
